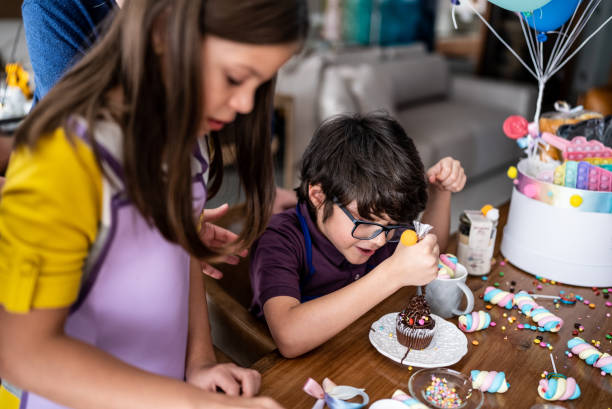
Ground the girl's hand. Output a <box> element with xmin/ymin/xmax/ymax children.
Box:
<box><xmin>426</xmin><ymin>157</ymin><xmax>466</xmax><ymax>193</ymax></box>
<box><xmin>386</xmin><ymin>233</ymin><xmax>439</xmax><ymax>288</ymax></box>
<box><xmin>198</xmin><ymin>204</ymin><xmax>248</xmax><ymax>279</ymax></box>
<box><xmin>187</xmin><ymin>362</ymin><xmax>262</xmax><ymax>397</ymax></box>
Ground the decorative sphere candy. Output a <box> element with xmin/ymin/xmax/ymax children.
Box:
<box><xmin>538</xmin><ymin>374</ymin><xmax>581</xmax><ymax>401</ymax></box>
<box><xmin>391</xmin><ymin>390</ymin><xmax>428</xmax><ymax>408</ymax></box>
<box><xmin>483</xmin><ymin>287</ymin><xmax>514</xmax><ymax>309</ymax></box>
<box><xmin>401</xmin><ymin>230</ymin><xmax>418</xmax><ymax>247</ymax></box>
<box><xmin>470</xmin><ymin>370</ymin><xmax>509</xmax><ymax>393</ymax></box>
<box><xmin>458</xmin><ymin>311</ymin><xmax>491</xmax><ymax>332</ymax></box>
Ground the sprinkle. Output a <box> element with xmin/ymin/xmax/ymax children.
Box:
<box><xmin>501</xmin><ymin>326</ymin><xmax>506</xmax><ymax>331</ymax></box>
<box><xmin>537</xmin><ymin>285</ymin><xmax>543</xmax><ymax>290</ymax></box>
<box><xmin>486</xmin><ymin>305</ymin><xmax>493</xmax><ymax>310</ymax></box>
<box><xmin>584</xmin><ymin>300</ymin><xmax>590</xmax><ymax>305</ymax></box>
<box><xmin>589</xmin><ymin>303</ymin><xmax>596</xmax><ymax>309</ymax></box>
<box><xmin>551</xmin><ymin>280</ymin><xmax>556</xmax><ymax>285</ymax></box>
<box><xmin>572</xmin><ymin>330</ymin><xmax>579</xmax><ymax>336</ymax></box>
<box><xmin>503</xmin><ymin>313</ymin><xmax>508</xmax><ymax>318</ymax></box>
<box><xmin>490</xmin><ymin>321</ymin><xmax>497</xmax><ymax>327</ymax></box>
<box><xmin>500</xmin><ymin>261</ymin><xmax>506</xmax><ymax>266</ymax></box>
<box><xmin>419</xmin><ymin>319</ymin><xmax>425</xmax><ymax>325</ymax></box>
<box><xmin>517</xmin><ymin>324</ymin><xmax>524</xmax><ymax>329</ymax></box>
<box><xmin>499</xmin><ymin>272</ymin><xmax>504</xmax><ymax>277</ymax></box>
<box><xmin>606</xmin><ymin>302</ymin><xmax>612</xmax><ymax>307</ymax></box>
<box><xmin>472</xmin><ymin>340</ymin><xmax>479</xmax><ymax>346</ymax></box>
<box><xmin>534</xmin><ymin>339</ymin><xmax>541</xmax><ymax>344</ymax></box>
<box><xmin>494</xmin><ymin>282</ymin><xmax>500</xmax><ymax>287</ymax></box>
<box><xmin>576</xmin><ymin>295</ymin><xmax>584</xmax><ymax>301</ymax></box>
<box><xmin>409</xmin><ymin>366</ymin><xmax>413</xmax><ymax>371</ymax></box>
<box><xmin>482</xmin><ymin>276</ymin><xmax>488</xmax><ymax>281</ymax></box>
<box><xmin>548</xmin><ymin>345</ymin><xmax>553</xmax><ymax>350</ymax></box>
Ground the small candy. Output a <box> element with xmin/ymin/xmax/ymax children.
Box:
<box><xmin>589</xmin><ymin>303</ymin><xmax>595</xmax><ymax>309</ymax></box>
<box><xmin>471</xmin><ymin>370</ymin><xmax>509</xmax><ymax>393</ymax></box>
<box><xmin>458</xmin><ymin>311</ymin><xmax>491</xmax><ymax>333</ymax></box>
<box><xmin>507</xmin><ymin>166</ymin><xmax>518</xmax><ymax>179</ymax></box>
<box><xmin>538</xmin><ymin>373</ymin><xmax>581</xmax><ymax>401</ymax></box>
<box><xmin>472</xmin><ymin>340</ymin><xmax>479</xmax><ymax>346</ymax></box>
<box><xmin>503</xmin><ymin>115</ymin><xmax>529</xmax><ymax>140</ymax></box>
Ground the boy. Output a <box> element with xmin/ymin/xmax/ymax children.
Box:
<box><xmin>250</xmin><ymin>113</ymin><xmax>466</xmax><ymax>358</ymax></box>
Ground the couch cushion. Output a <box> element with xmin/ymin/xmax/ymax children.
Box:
<box><xmin>351</xmin><ymin>54</ymin><xmax>450</xmax><ymax>108</ymax></box>
<box><xmin>396</xmin><ymin>100</ymin><xmax>521</xmax><ymax>178</ymax></box>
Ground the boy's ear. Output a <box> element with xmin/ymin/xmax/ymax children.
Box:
<box><xmin>308</xmin><ymin>184</ymin><xmax>326</xmax><ymax>208</ymax></box>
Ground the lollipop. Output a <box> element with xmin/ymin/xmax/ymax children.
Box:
<box><xmin>568</xmin><ymin>337</ymin><xmax>611</xmax><ymax>374</ymax></box>
<box><xmin>514</xmin><ymin>291</ymin><xmax>563</xmax><ymax>332</ymax></box>
<box><xmin>458</xmin><ymin>311</ymin><xmax>491</xmax><ymax>333</ymax></box>
<box><xmin>483</xmin><ymin>287</ymin><xmax>514</xmax><ymax>309</ymax></box>
<box><xmin>538</xmin><ymin>353</ymin><xmax>581</xmax><ymax>401</ymax></box>
<box><xmin>391</xmin><ymin>390</ymin><xmax>429</xmax><ymax>408</ymax></box>
<box><xmin>470</xmin><ymin>370</ymin><xmax>509</xmax><ymax>393</ymax></box>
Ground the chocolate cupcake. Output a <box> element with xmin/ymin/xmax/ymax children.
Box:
<box><xmin>396</xmin><ymin>295</ymin><xmax>436</xmax><ymax>350</ymax></box>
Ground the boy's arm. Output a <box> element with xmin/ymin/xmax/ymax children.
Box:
<box><xmin>422</xmin><ymin>157</ymin><xmax>467</xmax><ymax>252</ymax></box>
<box><xmin>420</xmin><ymin>187</ymin><xmax>452</xmax><ymax>251</ymax></box>
<box><xmin>262</xmin><ymin>236</ymin><xmax>439</xmax><ymax>358</ymax></box>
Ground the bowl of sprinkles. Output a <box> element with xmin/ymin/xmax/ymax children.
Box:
<box><xmin>408</xmin><ymin>368</ymin><xmax>483</xmax><ymax>409</ymax></box>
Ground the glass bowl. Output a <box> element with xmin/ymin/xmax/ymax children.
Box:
<box><xmin>408</xmin><ymin>368</ymin><xmax>483</xmax><ymax>409</ymax></box>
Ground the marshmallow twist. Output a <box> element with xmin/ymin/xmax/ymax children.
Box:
<box><xmin>392</xmin><ymin>390</ymin><xmax>428</xmax><ymax>408</ymax></box>
<box><xmin>483</xmin><ymin>287</ymin><xmax>514</xmax><ymax>309</ymax></box>
<box><xmin>470</xmin><ymin>370</ymin><xmax>509</xmax><ymax>393</ymax></box>
<box><xmin>458</xmin><ymin>311</ymin><xmax>491</xmax><ymax>332</ymax></box>
<box><xmin>513</xmin><ymin>291</ymin><xmax>563</xmax><ymax>332</ymax></box>
<box><xmin>538</xmin><ymin>375</ymin><xmax>581</xmax><ymax>401</ymax></box>
<box><xmin>568</xmin><ymin>337</ymin><xmax>611</xmax><ymax>375</ymax></box>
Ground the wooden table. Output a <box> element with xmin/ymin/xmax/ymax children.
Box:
<box><xmin>251</xmin><ymin>203</ymin><xmax>612</xmax><ymax>408</ymax></box>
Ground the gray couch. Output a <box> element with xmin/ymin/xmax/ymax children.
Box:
<box><xmin>276</xmin><ymin>43</ymin><xmax>536</xmax><ymax>185</ymax></box>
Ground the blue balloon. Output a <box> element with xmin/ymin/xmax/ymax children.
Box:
<box><xmin>487</xmin><ymin>0</ymin><xmax>552</xmax><ymax>13</ymax></box>
<box><xmin>523</xmin><ymin>0</ymin><xmax>581</xmax><ymax>32</ymax></box>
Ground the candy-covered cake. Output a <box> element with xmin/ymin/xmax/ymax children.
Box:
<box><xmin>396</xmin><ymin>295</ymin><xmax>436</xmax><ymax>350</ymax></box>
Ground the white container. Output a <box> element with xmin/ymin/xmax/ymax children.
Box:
<box><xmin>501</xmin><ymin>173</ymin><xmax>612</xmax><ymax>287</ymax></box>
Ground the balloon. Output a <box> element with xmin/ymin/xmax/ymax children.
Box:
<box><xmin>487</xmin><ymin>0</ymin><xmax>553</xmax><ymax>12</ymax></box>
<box><xmin>523</xmin><ymin>0</ymin><xmax>581</xmax><ymax>32</ymax></box>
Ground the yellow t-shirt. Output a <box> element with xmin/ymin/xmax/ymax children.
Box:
<box><xmin>0</xmin><ymin>127</ymin><xmax>102</xmax><ymax>313</ymax></box>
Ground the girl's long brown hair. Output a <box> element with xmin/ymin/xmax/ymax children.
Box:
<box><xmin>15</xmin><ymin>0</ymin><xmax>309</xmax><ymax>259</ymax></box>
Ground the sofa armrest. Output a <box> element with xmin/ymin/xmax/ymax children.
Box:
<box><xmin>205</xmin><ymin>276</ymin><xmax>277</xmax><ymax>367</ymax></box>
<box><xmin>451</xmin><ymin>75</ymin><xmax>537</xmax><ymax>118</ymax></box>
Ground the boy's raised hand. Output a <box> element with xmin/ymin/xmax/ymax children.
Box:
<box><xmin>427</xmin><ymin>157</ymin><xmax>466</xmax><ymax>193</ymax></box>
<box><xmin>388</xmin><ymin>233</ymin><xmax>439</xmax><ymax>287</ymax></box>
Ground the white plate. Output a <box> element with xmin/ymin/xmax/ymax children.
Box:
<box><xmin>369</xmin><ymin>313</ymin><xmax>467</xmax><ymax>368</ymax></box>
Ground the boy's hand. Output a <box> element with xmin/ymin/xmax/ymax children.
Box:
<box><xmin>427</xmin><ymin>157</ymin><xmax>466</xmax><ymax>193</ymax></box>
<box><xmin>187</xmin><ymin>362</ymin><xmax>262</xmax><ymax>397</ymax></box>
<box><xmin>388</xmin><ymin>233</ymin><xmax>439</xmax><ymax>287</ymax></box>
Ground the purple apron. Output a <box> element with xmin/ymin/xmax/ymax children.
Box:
<box><xmin>17</xmin><ymin>118</ymin><xmax>209</xmax><ymax>409</ymax></box>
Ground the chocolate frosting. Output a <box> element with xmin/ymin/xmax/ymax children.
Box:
<box><xmin>398</xmin><ymin>295</ymin><xmax>435</xmax><ymax>329</ymax></box>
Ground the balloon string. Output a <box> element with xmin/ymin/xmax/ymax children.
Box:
<box><xmin>463</xmin><ymin>0</ymin><xmax>538</xmax><ymax>79</ymax></box>
<box><xmin>545</xmin><ymin>0</ymin><xmax>601</xmax><ymax>80</ymax></box>
<box><xmin>548</xmin><ymin>14</ymin><xmax>612</xmax><ymax>80</ymax></box>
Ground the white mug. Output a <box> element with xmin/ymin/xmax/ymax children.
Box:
<box><xmin>425</xmin><ymin>264</ymin><xmax>474</xmax><ymax>318</ymax></box>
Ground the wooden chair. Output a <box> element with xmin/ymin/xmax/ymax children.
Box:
<box><xmin>205</xmin><ymin>204</ymin><xmax>276</xmax><ymax>367</ymax></box>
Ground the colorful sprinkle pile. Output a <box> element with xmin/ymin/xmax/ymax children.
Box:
<box><xmin>424</xmin><ymin>375</ymin><xmax>464</xmax><ymax>408</ymax></box>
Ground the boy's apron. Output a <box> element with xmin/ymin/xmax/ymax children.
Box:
<box><xmin>0</xmin><ymin>118</ymin><xmax>209</xmax><ymax>409</ymax></box>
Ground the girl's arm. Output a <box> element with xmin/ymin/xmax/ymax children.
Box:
<box><xmin>185</xmin><ymin>258</ymin><xmax>262</xmax><ymax>396</ymax></box>
<box><xmin>0</xmin><ymin>307</ymin><xmax>281</xmax><ymax>409</ymax></box>
<box><xmin>262</xmin><ymin>235</ymin><xmax>439</xmax><ymax>358</ymax></box>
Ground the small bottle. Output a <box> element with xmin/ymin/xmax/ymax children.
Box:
<box><xmin>457</xmin><ymin>205</ymin><xmax>499</xmax><ymax>276</ymax></box>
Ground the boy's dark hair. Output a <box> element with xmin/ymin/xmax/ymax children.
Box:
<box><xmin>297</xmin><ymin>112</ymin><xmax>428</xmax><ymax>224</ymax></box>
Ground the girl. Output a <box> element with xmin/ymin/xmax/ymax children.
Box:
<box><xmin>0</xmin><ymin>1</ymin><xmax>308</xmax><ymax>408</ymax></box>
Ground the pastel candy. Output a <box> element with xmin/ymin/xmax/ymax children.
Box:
<box><xmin>594</xmin><ymin>353</ymin><xmax>612</xmax><ymax>375</ymax></box>
<box><xmin>513</xmin><ymin>291</ymin><xmax>538</xmax><ymax>315</ymax></box>
<box><xmin>437</xmin><ymin>263</ymin><xmax>454</xmax><ymax>279</ymax></box>
<box><xmin>470</xmin><ymin>370</ymin><xmax>509</xmax><ymax>393</ymax></box>
<box><xmin>530</xmin><ymin>305</ymin><xmax>563</xmax><ymax>332</ymax></box>
<box><xmin>458</xmin><ymin>311</ymin><xmax>491</xmax><ymax>332</ymax></box>
<box><xmin>391</xmin><ymin>390</ymin><xmax>428</xmax><ymax>408</ymax></box>
<box><xmin>513</xmin><ymin>291</ymin><xmax>563</xmax><ymax>332</ymax></box>
<box><xmin>483</xmin><ymin>287</ymin><xmax>514</xmax><ymax>309</ymax></box>
<box><xmin>567</xmin><ymin>337</ymin><xmax>608</xmax><ymax>370</ymax></box>
<box><xmin>538</xmin><ymin>376</ymin><xmax>581</xmax><ymax>401</ymax></box>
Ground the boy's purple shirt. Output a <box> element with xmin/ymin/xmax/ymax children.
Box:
<box><xmin>249</xmin><ymin>202</ymin><xmax>397</xmax><ymax>318</ymax></box>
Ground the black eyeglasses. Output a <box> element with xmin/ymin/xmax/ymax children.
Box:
<box><xmin>333</xmin><ymin>198</ymin><xmax>413</xmax><ymax>242</ymax></box>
